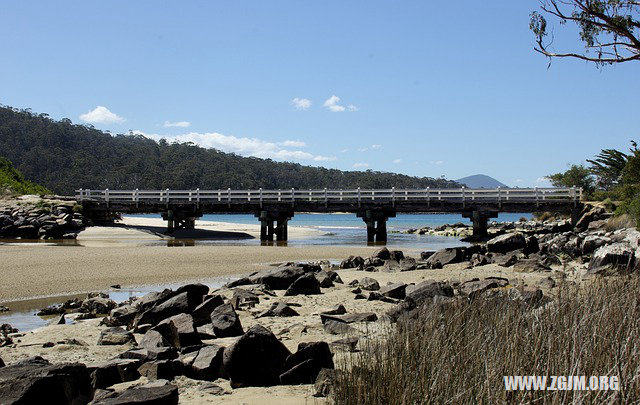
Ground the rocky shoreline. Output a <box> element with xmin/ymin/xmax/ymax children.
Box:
<box><xmin>0</xmin><ymin>195</ymin><xmax>86</xmax><ymax>240</ymax></box>
<box><xmin>1</xmin><ymin>203</ymin><xmax>638</xmax><ymax>403</ymax></box>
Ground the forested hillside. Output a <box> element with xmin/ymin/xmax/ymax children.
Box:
<box><xmin>0</xmin><ymin>106</ymin><xmax>459</xmax><ymax>195</ymax></box>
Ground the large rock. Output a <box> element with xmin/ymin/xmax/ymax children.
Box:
<box><xmin>315</xmin><ymin>271</ymin><xmax>335</xmax><ymax>288</ymax></box>
<box><xmin>423</xmin><ymin>247</ymin><xmax>466</xmax><ymax>268</ymax></box>
<box><xmin>371</xmin><ymin>247</ymin><xmax>391</xmax><ymax>260</ymax></box>
<box><xmin>134</xmin><ymin>292</ymin><xmax>191</xmax><ymax>327</ymax></box>
<box><xmin>81</xmin><ymin>297</ymin><xmax>117</xmax><ymax>315</ymax></box>
<box><xmin>222</xmin><ymin>325</ymin><xmax>291</xmax><ymax>387</ymax></box>
<box><xmin>314</xmin><ymin>368</ymin><xmax>338</xmax><ymax>398</ymax></box>
<box><xmin>248</xmin><ymin>266</ymin><xmax>306</xmax><ymax>290</ymax></box>
<box><xmin>358</xmin><ymin>277</ymin><xmax>380</xmax><ymax>291</ymax></box>
<box><xmin>582</xmin><ymin>235</ymin><xmax>612</xmax><ymax>255</ymax></box>
<box><xmin>576</xmin><ymin>206</ymin><xmax>605</xmax><ymax>231</ymax></box>
<box><xmin>153</xmin><ymin>313</ymin><xmax>201</xmax><ymax>349</ymax></box>
<box><xmin>380</xmin><ymin>282</ymin><xmax>407</xmax><ymax>299</ymax></box>
<box><xmin>382</xmin><ymin>257</ymin><xmax>417</xmax><ymax>272</ymax></box>
<box><xmin>284</xmin><ymin>273</ymin><xmax>322</xmax><ymax>296</ymax></box>
<box><xmin>0</xmin><ymin>360</ymin><xmax>92</xmax><ymax>405</ymax></box>
<box><xmin>191</xmin><ymin>295</ymin><xmax>224</xmax><ymax>327</ymax></box>
<box><xmin>137</xmin><ymin>360</ymin><xmax>182</xmax><ymax>380</ymax></box>
<box><xmin>97</xmin><ymin>327</ymin><xmax>135</xmax><ymax>345</ymax></box>
<box><xmin>280</xmin><ymin>342</ymin><xmax>334</xmax><ymax>385</ymax></box>
<box><xmin>405</xmin><ymin>280</ymin><xmax>454</xmax><ymax>307</ymax></box>
<box><xmin>588</xmin><ymin>242</ymin><xmax>635</xmax><ymax>275</ymax></box>
<box><xmin>109</xmin><ymin>305</ymin><xmax>138</xmax><ymax>327</ymax></box>
<box><xmin>320</xmin><ymin>312</ymin><xmax>377</xmax><ymax>324</ymax></box>
<box><xmin>139</xmin><ymin>330</ymin><xmax>171</xmax><ymax>351</ymax></box>
<box><xmin>339</xmin><ymin>256</ymin><xmax>364</xmax><ymax>269</ymax></box>
<box><xmin>89</xmin><ymin>381</ymin><xmax>178</xmax><ymax>404</ymax></box>
<box><xmin>486</xmin><ymin>233</ymin><xmax>527</xmax><ymax>254</ymax></box>
<box><xmin>210</xmin><ymin>304</ymin><xmax>243</xmax><ymax>338</ymax></box>
<box><xmin>88</xmin><ymin>359</ymin><xmax>141</xmax><ymax>390</ymax></box>
<box><xmin>191</xmin><ymin>345</ymin><xmax>224</xmax><ymax>380</ymax></box>
<box><xmin>257</xmin><ymin>302</ymin><xmax>299</xmax><ymax>318</ymax></box>
<box><xmin>459</xmin><ymin>278</ymin><xmax>507</xmax><ymax>299</ymax></box>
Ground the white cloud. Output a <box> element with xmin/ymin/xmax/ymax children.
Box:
<box><xmin>371</xmin><ymin>144</ymin><xmax>381</xmax><ymax>149</ymax></box>
<box><xmin>292</xmin><ymin>97</ymin><xmax>312</xmax><ymax>110</ymax></box>
<box><xmin>515</xmin><ymin>179</ymin><xmax>523</xmax><ymax>183</ymax></box>
<box><xmin>323</xmin><ymin>95</ymin><xmax>357</xmax><ymax>112</ymax></box>
<box><xmin>393</xmin><ymin>159</ymin><xmax>402</xmax><ymax>164</ymax></box>
<box><xmin>163</xmin><ymin>120</ymin><xmax>191</xmax><ymax>128</ymax></box>
<box><xmin>340</xmin><ymin>148</ymin><xmax>349</xmax><ymax>153</ymax></box>
<box><xmin>358</xmin><ymin>147</ymin><xmax>369</xmax><ymax>152</ymax></box>
<box><xmin>133</xmin><ymin>130</ymin><xmax>335</xmax><ymax>163</ymax></box>
<box><xmin>536</xmin><ymin>177</ymin><xmax>548</xmax><ymax>183</ymax></box>
<box><xmin>79</xmin><ymin>106</ymin><xmax>124</xmax><ymax>124</ymax></box>
<box><xmin>430</xmin><ymin>160</ymin><xmax>444</xmax><ymax>165</ymax></box>
<box><xmin>280</xmin><ymin>140</ymin><xmax>306</xmax><ymax>147</ymax></box>
<box><xmin>352</xmin><ymin>162</ymin><xmax>369</xmax><ymax>168</ymax></box>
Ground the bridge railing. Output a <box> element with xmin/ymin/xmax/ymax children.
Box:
<box><xmin>75</xmin><ymin>187</ymin><xmax>582</xmax><ymax>205</ymax></box>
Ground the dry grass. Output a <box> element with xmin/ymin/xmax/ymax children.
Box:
<box><xmin>605</xmin><ymin>214</ymin><xmax>637</xmax><ymax>231</ymax></box>
<box><xmin>334</xmin><ymin>278</ymin><xmax>640</xmax><ymax>404</ymax></box>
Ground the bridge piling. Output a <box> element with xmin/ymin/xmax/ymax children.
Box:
<box><xmin>162</xmin><ymin>209</ymin><xmax>202</xmax><ymax>234</ymax></box>
<box><xmin>256</xmin><ymin>210</ymin><xmax>293</xmax><ymax>242</ymax></box>
<box><xmin>358</xmin><ymin>209</ymin><xmax>395</xmax><ymax>243</ymax></box>
<box><xmin>463</xmin><ymin>210</ymin><xmax>498</xmax><ymax>239</ymax></box>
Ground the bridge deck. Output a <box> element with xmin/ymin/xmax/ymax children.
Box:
<box><xmin>77</xmin><ymin>187</ymin><xmax>581</xmax><ymax>213</ymax></box>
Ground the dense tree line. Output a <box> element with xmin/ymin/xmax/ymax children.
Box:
<box><xmin>0</xmin><ymin>106</ymin><xmax>460</xmax><ymax>195</ymax></box>
<box><xmin>0</xmin><ymin>156</ymin><xmax>50</xmax><ymax>195</ymax></box>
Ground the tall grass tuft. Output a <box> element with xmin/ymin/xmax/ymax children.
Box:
<box><xmin>334</xmin><ymin>278</ymin><xmax>640</xmax><ymax>404</ymax></box>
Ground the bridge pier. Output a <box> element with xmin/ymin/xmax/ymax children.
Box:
<box><xmin>462</xmin><ymin>210</ymin><xmax>498</xmax><ymax>239</ymax></box>
<box><xmin>358</xmin><ymin>209</ymin><xmax>395</xmax><ymax>243</ymax></box>
<box><xmin>256</xmin><ymin>210</ymin><xmax>293</xmax><ymax>242</ymax></box>
<box><xmin>162</xmin><ymin>209</ymin><xmax>202</xmax><ymax>234</ymax></box>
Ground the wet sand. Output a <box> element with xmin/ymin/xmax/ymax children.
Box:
<box><xmin>0</xmin><ymin>216</ymin><xmax>375</xmax><ymax>302</ymax></box>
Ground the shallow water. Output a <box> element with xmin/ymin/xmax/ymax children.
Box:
<box><xmin>0</xmin><ymin>277</ymin><xmax>234</xmax><ymax>333</ymax></box>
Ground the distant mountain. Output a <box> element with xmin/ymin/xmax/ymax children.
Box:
<box><xmin>456</xmin><ymin>174</ymin><xmax>507</xmax><ymax>189</ymax></box>
<box><xmin>0</xmin><ymin>105</ymin><xmax>462</xmax><ymax>195</ymax></box>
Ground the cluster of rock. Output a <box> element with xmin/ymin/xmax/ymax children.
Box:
<box><xmin>405</xmin><ymin>222</ymin><xmax>471</xmax><ymax>238</ymax></box>
<box><xmin>0</xmin><ymin>197</ymin><xmax>85</xmax><ymax>239</ymax></box>
<box><xmin>0</xmin><ymin>280</ymin><xmax>339</xmax><ymax>404</ymax></box>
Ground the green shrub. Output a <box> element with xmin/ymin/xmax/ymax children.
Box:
<box><xmin>0</xmin><ymin>156</ymin><xmax>50</xmax><ymax>195</ymax></box>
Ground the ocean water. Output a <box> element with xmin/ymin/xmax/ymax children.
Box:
<box><xmin>129</xmin><ymin>212</ymin><xmax>533</xmax><ymax>249</ymax></box>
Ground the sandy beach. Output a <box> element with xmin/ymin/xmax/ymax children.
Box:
<box><xmin>0</xmin><ymin>216</ymin><xmax>375</xmax><ymax>302</ymax></box>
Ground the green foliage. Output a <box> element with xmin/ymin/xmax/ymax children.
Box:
<box><xmin>546</xmin><ymin>164</ymin><xmax>595</xmax><ymax>195</ymax></box>
<box><xmin>0</xmin><ymin>106</ymin><xmax>462</xmax><ymax>195</ymax></box>
<box><xmin>587</xmin><ymin>146</ymin><xmax>630</xmax><ymax>189</ymax></box>
<box><xmin>530</xmin><ymin>1</ymin><xmax>640</xmax><ymax>65</ymax></box>
<box><xmin>0</xmin><ymin>156</ymin><xmax>50</xmax><ymax>195</ymax></box>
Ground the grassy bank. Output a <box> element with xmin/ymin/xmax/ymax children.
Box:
<box><xmin>334</xmin><ymin>278</ymin><xmax>640</xmax><ymax>404</ymax></box>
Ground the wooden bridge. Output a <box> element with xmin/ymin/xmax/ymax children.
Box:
<box><xmin>76</xmin><ymin>187</ymin><xmax>583</xmax><ymax>243</ymax></box>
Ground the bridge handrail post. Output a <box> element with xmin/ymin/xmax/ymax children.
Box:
<box><xmin>324</xmin><ymin>188</ymin><xmax>327</xmax><ymax>207</ymax></box>
<box><xmin>196</xmin><ymin>188</ymin><xmax>200</xmax><ymax>208</ymax></box>
<box><xmin>506</xmin><ymin>189</ymin><xmax>509</xmax><ymax>201</ymax></box>
<box><xmin>404</xmin><ymin>190</ymin><xmax>408</xmax><ymax>201</ymax></box>
<box><xmin>392</xmin><ymin>187</ymin><xmax>395</xmax><ymax>207</ymax></box>
<box><xmin>426</xmin><ymin>187</ymin><xmax>430</xmax><ymax>207</ymax></box>
<box><xmin>291</xmin><ymin>188</ymin><xmax>295</xmax><ymax>207</ymax></box>
<box><xmin>188</xmin><ymin>190</ymin><xmax>192</xmax><ymax>202</ymax></box>
<box><xmin>572</xmin><ymin>186</ymin><xmax>577</xmax><ymax>206</ymax></box>
<box><xmin>166</xmin><ymin>188</ymin><xmax>170</xmax><ymax>207</ymax></box>
<box><xmin>105</xmin><ymin>188</ymin><xmax>109</xmax><ymax>208</ymax></box>
<box><xmin>309</xmin><ymin>189</ymin><xmax>312</xmax><ymax>202</ymax></box>
<box><xmin>462</xmin><ymin>187</ymin><xmax>465</xmax><ymax>208</ymax></box>
<box><xmin>357</xmin><ymin>187</ymin><xmax>361</xmax><ymax>207</ymax></box>
<box><xmin>259</xmin><ymin>188</ymin><xmax>263</xmax><ymax>208</ymax></box>
<box><xmin>228</xmin><ymin>188</ymin><xmax>231</xmax><ymax>207</ymax></box>
<box><xmin>535</xmin><ymin>186</ymin><xmax>539</xmax><ymax>207</ymax></box>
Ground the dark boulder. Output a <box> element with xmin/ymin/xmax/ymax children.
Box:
<box><xmin>89</xmin><ymin>382</ymin><xmax>178</xmax><ymax>404</ymax></box>
<box><xmin>222</xmin><ymin>325</ymin><xmax>291</xmax><ymax>387</ymax></box>
<box><xmin>0</xmin><ymin>361</ymin><xmax>92</xmax><ymax>405</ymax></box>
<box><xmin>97</xmin><ymin>327</ymin><xmax>135</xmax><ymax>346</ymax></box>
<box><xmin>81</xmin><ymin>297</ymin><xmax>117</xmax><ymax>315</ymax></box>
<box><xmin>248</xmin><ymin>266</ymin><xmax>306</xmax><ymax>290</ymax></box>
<box><xmin>230</xmin><ymin>289</ymin><xmax>260</xmax><ymax>309</ymax></box>
<box><xmin>134</xmin><ymin>292</ymin><xmax>191</xmax><ymax>327</ymax></box>
<box><xmin>339</xmin><ymin>256</ymin><xmax>364</xmax><ymax>269</ymax></box>
<box><xmin>191</xmin><ymin>295</ymin><xmax>224</xmax><ymax>327</ymax></box>
<box><xmin>423</xmin><ymin>248</ymin><xmax>466</xmax><ymax>268</ymax></box>
<box><xmin>371</xmin><ymin>247</ymin><xmax>391</xmax><ymax>260</ymax></box>
<box><xmin>314</xmin><ymin>368</ymin><xmax>338</xmax><ymax>397</ymax></box>
<box><xmin>487</xmin><ymin>233</ymin><xmax>527</xmax><ymax>254</ymax></box>
<box><xmin>137</xmin><ymin>360</ymin><xmax>182</xmax><ymax>380</ymax></box>
<box><xmin>284</xmin><ymin>273</ymin><xmax>322</xmax><ymax>296</ymax></box>
<box><xmin>280</xmin><ymin>342</ymin><xmax>334</xmax><ymax>385</ymax></box>
<box><xmin>88</xmin><ymin>359</ymin><xmax>141</xmax><ymax>390</ymax></box>
<box><xmin>379</xmin><ymin>282</ymin><xmax>407</xmax><ymax>299</ymax></box>
<box><xmin>210</xmin><ymin>304</ymin><xmax>243</xmax><ymax>338</ymax></box>
<box><xmin>358</xmin><ymin>277</ymin><xmax>380</xmax><ymax>291</ymax></box>
<box><xmin>315</xmin><ymin>271</ymin><xmax>335</xmax><ymax>288</ymax></box>
<box><xmin>405</xmin><ymin>280</ymin><xmax>454</xmax><ymax>307</ymax></box>
<box><xmin>257</xmin><ymin>302</ymin><xmax>299</xmax><ymax>318</ymax></box>
<box><xmin>139</xmin><ymin>330</ymin><xmax>171</xmax><ymax>351</ymax></box>
<box><xmin>153</xmin><ymin>313</ymin><xmax>201</xmax><ymax>349</ymax></box>
<box><xmin>191</xmin><ymin>345</ymin><xmax>224</xmax><ymax>380</ymax></box>
<box><xmin>320</xmin><ymin>312</ymin><xmax>377</xmax><ymax>324</ymax></box>
<box><xmin>108</xmin><ymin>305</ymin><xmax>138</xmax><ymax>327</ymax></box>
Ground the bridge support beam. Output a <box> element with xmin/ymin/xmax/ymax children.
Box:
<box><xmin>462</xmin><ymin>210</ymin><xmax>498</xmax><ymax>239</ymax></box>
<box><xmin>358</xmin><ymin>209</ymin><xmax>396</xmax><ymax>244</ymax></box>
<box><xmin>256</xmin><ymin>210</ymin><xmax>294</xmax><ymax>242</ymax></box>
<box><xmin>162</xmin><ymin>209</ymin><xmax>202</xmax><ymax>234</ymax></box>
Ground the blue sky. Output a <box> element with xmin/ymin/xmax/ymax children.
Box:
<box><xmin>1</xmin><ymin>1</ymin><xmax>638</xmax><ymax>187</ymax></box>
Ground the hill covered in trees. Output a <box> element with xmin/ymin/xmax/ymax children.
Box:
<box><xmin>0</xmin><ymin>106</ymin><xmax>460</xmax><ymax>195</ymax></box>
<box><xmin>0</xmin><ymin>156</ymin><xmax>50</xmax><ymax>195</ymax></box>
